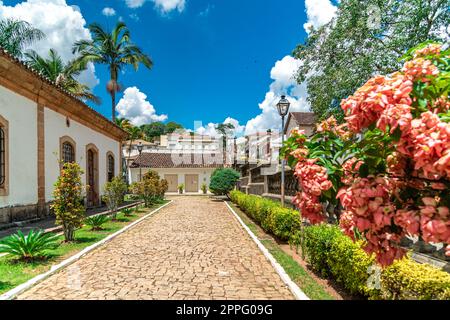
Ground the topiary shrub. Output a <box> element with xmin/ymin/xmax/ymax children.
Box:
<box><xmin>209</xmin><ymin>168</ymin><xmax>240</xmax><ymax>197</ymax></box>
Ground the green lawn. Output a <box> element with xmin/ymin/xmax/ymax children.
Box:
<box><xmin>227</xmin><ymin>201</ymin><xmax>334</xmax><ymax>300</ymax></box>
<box><xmin>0</xmin><ymin>201</ymin><xmax>167</xmax><ymax>295</ymax></box>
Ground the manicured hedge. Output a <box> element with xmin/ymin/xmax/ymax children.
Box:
<box><xmin>303</xmin><ymin>224</ymin><xmax>450</xmax><ymax>300</ymax></box>
<box><xmin>230</xmin><ymin>190</ymin><xmax>450</xmax><ymax>300</ymax></box>
<box><xmin>229</xmin><ymin>190</ymin><xmax>300</xmax><ymax>241</ymax></box>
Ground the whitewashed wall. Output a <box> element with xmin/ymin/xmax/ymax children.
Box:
<box><xmin>129</xmin><ymin>167</ymin><xmax>216</xmax><ymax>193</ymax></box>
<box><xmin>44</xmin><ymin>108</ymin><xmax>121</xmax><ymax>201</ymax></box>
<box><xmin>0</xmin><ymin>86</ymin><xmax>38</xmax><ymax>207</ymax></box>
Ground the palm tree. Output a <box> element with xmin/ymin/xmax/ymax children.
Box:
<box><xmin>0</xmin><ymin>18</ymin><xmax>45</xmax><ymax>58</ymax></box>
<box><xmin>72</xmin><ymin>22</ymin><xmax>153</xmax><ymax>121</ymax></box>
<box><xmin>24</xmin><ymin>49</ymin><xmax>100</xmax><ymax>104</ymax></box>
<box><xmin>216</xmin><ymin>123</ymin><xmax>235</xmax><ymax>166</ymax></box>
<box><xmin>115</xmin><ymin>117</ymin><xmax>132</xmax><ymax>131</ymax></box>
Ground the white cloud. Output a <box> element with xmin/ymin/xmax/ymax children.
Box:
<box><xmin>244</xmin><ymin>56</ymin><xmax>309</xmax><ymax>135</ymax></box>
<box><xmin>116</xmin><ymin>87</ymin><xmax>167</xmax><ymax>126</ymax></box>
<box><xmin>303</xmin><ymin>0</ymin><xmax>337</xmax><ymax>33</ymax></box>
<box><xmin>125</xmin><ymin>0</ymin><xmax>146</xmax><ymax>8</ymax></box>
<box><xmin>0</xmin><ymin>0</ymin><xmax>99</xmax><ymax>88</ymax></box>
<box><xmin>125</xmin><ymin>0</ymin><xmax>185</xmax><ymax>14</ymax></box>
<box><xmin>195</xmin><ymin>117</ymin><xmax>245</xmax><ymax>138</ymax></box>
<box><xmin>102</xmin><ymin>7</ymin><xmax>116</xmax><ymax>16</ymax></box>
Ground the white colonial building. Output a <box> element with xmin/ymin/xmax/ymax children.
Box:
<box><xmin>0</xmin><ymin>48</ymin><xmax>127</xmax><ymax>224</ymax></box>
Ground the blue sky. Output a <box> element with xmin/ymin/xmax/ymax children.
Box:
<box><xmin>0</xmin><ymin>0</ymin><xmax>339</xmax><ymax>135</ymax></box>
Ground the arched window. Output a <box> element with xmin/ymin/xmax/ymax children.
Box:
<box><xmin>0</xmin><ymin>115</ymin><xmax>8</xmax><ymax>195</ymax></box>
<box><xmin>59</xmin><ymin>136</ymin><xmax>76</xmax><ymax>165</ymax></box>
<box><xmin>107</xmin><ymin>153</ymin><xmax>115</xmax><ymax>182</ymax></box>
<box><xmin>62</xmin><ymin>142</ymin><xmax>75</xmax><ymax>163</ymax></box>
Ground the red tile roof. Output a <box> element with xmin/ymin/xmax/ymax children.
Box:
<box><xmin>130</xmin><ymin>153</ymin><xmax>224</xmax><ymax>168</ymax></box>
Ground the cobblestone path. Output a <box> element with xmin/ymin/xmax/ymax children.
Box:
<box><xmin>18</xmin><ymin>197</ymin><xmax>294</xmax><ymax>300</ymax></box>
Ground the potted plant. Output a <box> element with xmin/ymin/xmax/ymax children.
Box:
<box><xmin>201</xmin><ymin>183</ymin><xmax>208</xmax><ymax>194</ymax></box>
<box><xmin>178</xmin><ymin>183</ymin><xmax>184</xmax><ymax>194</ymax></box>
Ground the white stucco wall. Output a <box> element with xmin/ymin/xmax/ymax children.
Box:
<box><xmin>0</xmin><ymin>85</ymin><xmax>38</xmax><ymax>207</ymax></box>
<box><xmin>44</xmin><ymin>108</ymin><xmax>121</xmax><ymax>201</ymax></box>
<box><xmin>129</xmin><ymin>167</ymin><xmax>217</xmax><ymax>193</ymax></box>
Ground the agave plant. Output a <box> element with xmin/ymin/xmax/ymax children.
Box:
<box><xmin>121</xmin><ymin>208</ymin><xmax>133</xmax><ymax>217</ymax></box>
<box><xmin>0</xmin><ymin>230</ymin><xmax>59</xmax><ymax>261</ymax></box>
<box><xmin>84</xmin><ymin>215</ymin><xmax>110</xmax><ymax>231</ymax></box>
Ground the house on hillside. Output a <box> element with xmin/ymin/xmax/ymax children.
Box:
<box><xmin>283</xmin><ymin>112</ymin><xmax>316</xmax><ymax>137</ymax></box>
<box><xmin>0</xmin><ymin>48</ymin><xmax>128</xmax><ymax>224</ymax></box>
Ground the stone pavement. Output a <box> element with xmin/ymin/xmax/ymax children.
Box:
<box><xmin>17</xmin><ymin>196</ymin><xmax>294</xmax><ymax>300</ymax></box>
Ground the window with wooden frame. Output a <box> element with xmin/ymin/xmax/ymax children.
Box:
<box><xmin>59</xmin><ymin>136</ymin><xmax>76</xmax><ymax>165</ymax></box>
<box><xmin>0</xmin><ymin>115</ymin><xmax>8</xmax><ymax>196</ymax></box>
<box><xmin>107</xmin><ymin>152</ymin><xmax>115</xmax><ymax>182</ymax></box>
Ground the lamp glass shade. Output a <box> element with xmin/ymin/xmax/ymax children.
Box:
<box><xmin>276</xmin><ymin>95</ymin><xmax>290</xmax><ymax>117</ymax></box>
<box><xmin>137</xmin><ymin>142</ymin><xmax>144</xmax><ymax>153</ymax></box>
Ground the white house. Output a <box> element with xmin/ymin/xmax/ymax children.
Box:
<box><xmin>0</xmin><ymin>48</ymin><xmax>128</xmax><ymax>224</ymax></box>
<box><xmin>283</xmin><ymin>112</ymin><xmax>316</xmax><ymax>137</ymax></box>
<box><xmin>129</xmin><ymin>153</ymin><xmax>222</xmax><ymax>193</ymax></box>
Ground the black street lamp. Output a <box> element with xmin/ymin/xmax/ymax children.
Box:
<box><xmin>276</xmin><ymin>95</ymin><xmax>290</xmax><ymax>207</ymax></box>
<box><xmin>137</xmin><ymin>141</ymin><xmax>144</xmax><ymax>182</ymax></box>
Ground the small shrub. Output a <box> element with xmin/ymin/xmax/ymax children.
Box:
<box><xmin>130</xmin><ymin>171</ymin><xmax>167</xmax><ymax>207</ymax></box>
<box><xmin>52</xmin><ymin>162</ymin><xmax>86</xmax><ymax>242</ymax></box>
<box><xmin>0</xmin><ymin>230</ymin><xmax>59</xmax><ymax>261</ymax></box>
<box><xmin>85</xmin><ymin>215</ymin><xmax>110</xmax><ymax>231</ymax></box>
<box><xmin>381</xmin><ymin>258</ymin><xmax>450</xmax><ymax>300</ymax></box>
<box><xmin>102</xmin><ymin>176</ymin><xmax>128</xmax><ymax>220</ymax></box>
<box><xmin>209</xmin><ymin>168</ymin><xmax>240</xmax><ymax>197</ymax></box>
<box><xmin>201</xmin><ymin>183</ymin><xmax>208</xmax><ymax>194</ymax></box>
<box><xmin>178</xmin><ymin>183</ymin><xmax>184</xmax><ymax>194</ymax></box>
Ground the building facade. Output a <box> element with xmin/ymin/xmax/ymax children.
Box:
<box><xmin>0</xmin><ymin>49</ymin><xmax>127</xmax><ymax>224</ymax></box>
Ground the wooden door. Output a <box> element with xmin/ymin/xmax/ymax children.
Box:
<box><xmin>165</xmin><ymin>174</ymin><xmax>178</xmax><ymax>192</ymax></box>
<box><xmin>185</xmin><ymin>174</ymin><xmax>199</xmax><ymax>193</ymax></box>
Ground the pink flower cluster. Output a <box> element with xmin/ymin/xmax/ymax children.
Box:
<box><xmin>341</xmin><ymin>73</ymin><xmax>413</xmax><ymax>133</ymax></box>
<box><xmin>414</xmin><ymin>44</ymin><xmax>441</xmax><ymax>57</ymax></box>
<box><xmin>293</xmin><ymin>159</ymin><xmax>332</xmax><ymax>224</ymax></box>
<box><xmin>316</xmin><ymin>116</ymin><xmax>352</xmax><ymax>140</ymax></box>
<box><xmin>419</xmin><ymin>197</ymin><xmax>450</xmax><ymax>244</ymax></box>
<box><xmin>398</xmin><ymin>112</ymin><xmax>450</xmax><ymax>179</ymax></box>
<box><xmin>337</xmin><ymin>176</ymin><xmax>406</xmax><ymax>266</ymax></box>
<box><xmin>341</xmin><ymin>157</ymin><xmax>363</xmax><ymax>185</ymax></box>
<box><xmin>402</xmin><ymin>58</ymin><xmax>439</xmax><ymax>82</ymax></box>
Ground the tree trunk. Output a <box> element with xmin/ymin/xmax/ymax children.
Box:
<box><xmin>111</xmin><ymin>90</ymin><xmax>116</xmax><ymax>122</ymax></box>
<box><xmin>64</xmin><ymin>225</ymin><xmax>75</xmax><ymax>242</ymax></box>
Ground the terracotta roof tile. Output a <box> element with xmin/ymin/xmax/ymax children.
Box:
<box><xmin>130</xmin><ymin>153</ymin><xmax>224</xmax><ymax>168</ymax></box>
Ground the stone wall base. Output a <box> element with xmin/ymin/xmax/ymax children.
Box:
<box><xmin>0</xmin><ymin>202</ymin><xmax>51</xmax><ymax>224</ymax></box>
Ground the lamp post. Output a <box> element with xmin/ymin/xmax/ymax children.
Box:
<box><xmin>137</xmin><ymin>141</ymin><xmax>144</xmax><ymax>182</ymax></box>
<box><xmin>276</xmin><ymin>95</ymin><xmax>290</xmax><ymax>207</ymax></box>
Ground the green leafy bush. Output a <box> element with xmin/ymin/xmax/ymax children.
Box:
<box><xmin>0</xmin><ymin>230</ymin><xmax>59</xmax><ymax>261</ymax></box>
<box><xmin>230</xmin><ymin>190</ymin><xmax>300</xmax><ymax>241</ymax></box>
<box><xmin>209</xmin><ymin>168</ymin><xmax>240</xmax><ymax>196</ymax></box>
<box><xmin>201</xmin><ymin>183</ymin><xmax>208</xmax><ymax>194</ymax></box>
<box><xmin>303</xmin><ymin>224</ymin><xmax>450</xmax><ymax>299</ymax></box>
<box><xmin>129</xmin><ymin>171</ymin><xmax>168</xmax><ymax>207</ymax></box>
<box><xmin>85</xmin><ymin>215</ymin><xmax>110</xmax><ymax>231</ymax></box>
<box><xmin>381</xmin><ymin>258</ymin><xmax>450</xmax><ymax>300</ymax></box>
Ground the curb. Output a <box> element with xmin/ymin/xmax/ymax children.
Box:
<box><xmin>224</xmin><ymin>201</ymin><xmax>310</xmax><ymax>301</ymax></box>
<box><xmin>0</xmin><ymin>200</ymin><xmax>173</xmax><ymax>300</ymax></box>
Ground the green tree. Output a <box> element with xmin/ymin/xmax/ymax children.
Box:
<box><xmin>209</xmin><ymin>168</ymin><xmax>240</xmax><ymax>198</ymax></box>
<box><xmin>294</xmin><ymin>0</ymin><xmax>450</xmax><ymax>122</ymax></box>
<box><xmin>72</xmin><ymin>22</ymin><xmax>153</xmax><ymax>121</ymax></box>
<box><xmin>140</xmin><ymin>122</ymin><xmax>165</xmax><ymax>140</ymax></box>
<box><xmin>165</xmin><ymin>121</ymin><xmax>184</xmax><ymax>134</ymax></box>
<box><xmin>25</xmin><ymin>49</ymin><xmax>100</xmax><ymax>104</ymax></box>
<box><xmin>52</xmin><ymin>162</ymin><xmax>85</xmax><ymax>242</ymax></box>
<box><xmin>0</xmin><ymin>18</ymin><xmax>44</xmax><ymax>58</ymax></box>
